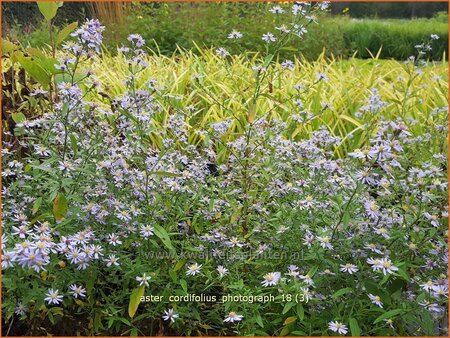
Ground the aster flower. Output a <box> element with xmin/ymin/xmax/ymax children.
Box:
<box><xmin>269</xmin><ymin>5</ymin><xmax>284</xmax><ymax>14</ymax></box>
<box><xmin>215</xmin><ymin>47</ymin><xmax>230</xmax><ymax>57</ymax></box>
<box><xmin>162</xmin><ymin>308</ymin><xmax>179</xmax><ymax>323</ymax></box>
<box><xmin>224</xmin><ymin>311</ymin><xmax>244</xmax><ymax>323</ymax></box>
<box><xmin>262</xmin><ymin>32</ymin><xmax>277</xmax><ymax>43</ymax></box>
<box><xmin>128</xmin><ymin>34</ymin><xmax>145</xmax><ymax>47</ymax></box>
<box><xmin>420</xmin><ymin>280</ymin><xmax>435</xmax><ymax>292</ymax></box>
<box><xmin>379</xmin><ymin>258</ymin><xmax>398</xmax><ymax>275</ymax></box>
<box><xmin>216</xmin><ymin>265</ymin><xmax>229</xmax><ymax>278</ymax></box>
<box><xmin>71</xmin><ymin>19</ymin><xmax>105</xmax><ymax>54</ymax></box>
<box><xmin>431</xmin><ymin>284</ymin><xmax>448</xmax><ymax>298</ymax></box>
<box><xmin>136</xmin><ymin>273</ymin><xmax>152</xmax><ymax>287</ymax></box>
<box><xmin>368</xmin><ymin>293</ymin><xmax>383</xmax><ymax>308</ymax></box>
<box><xmin>318</xmin><ymin>235</ymin><xmax>333</xmax><ymax>250</ymax></box>
<box><xmin>340</xmin><ymin>263</ymin><xmax>359</xmax><ymax>274</ymax></box>
<box><xmin>186</xmin><ymin>263</ymin><xmax>202</xmax><ymax>276</ymax></box>
<box><xmin>261</xmin><ymin>272</ymin><xmax>281</xmax><ymax>287</ymax></box>
<box><xmin>328</xmin><ymin>321</ymin><xmax>348</xmax><ymax>334</ymax></box>
<box><xmin>299</xmin><ymin>274</ymin><xmax>314</xmax><ymax>286</ymax></box>
<box><xmin>367</xmin><ymin>257</ymin><xmax>383</xmax><ymax>271</ymax></box>
<box><xmin>44</xmin><ymin>288</ymin><xmax>64</xmax><ymax>305</ymax></box>
<box><xmin>15</xmin><ymin>302</ymin><xmax>27</xmax><ymax>316</ymax></box>
<box><xmin>107</xmin><ymin>233</ymin><xmax>122</xmax><ymax>246</ymax></box>
<box><xmin>69</xmin><ymin>284</ymin><xmax>86</xmax><ymax>298</ymax></box>
<box><xmin>228</xmin><ymin>30</ymin><xmax>243</xmax><ymax>39</ymax></box>
<box><xmin>104</xmin><ymin>254</ymin><xmax>120</xmax><ymax>267</ymax></box>
<box><xmin>281</xmin><ymin>60</ymin><xmax>295</xmax><ymax>70</ymax></box>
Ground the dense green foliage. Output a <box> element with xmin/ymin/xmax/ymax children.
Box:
<box><xmin>3</xmin><ymin>3</ymin><xmax>448</xmax><ymax>60</ymax></box>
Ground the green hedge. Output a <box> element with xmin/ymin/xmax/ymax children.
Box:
<box><xmin>113</xmin><ymin>3</ymin><xmax>448</xmax><ymax>60</ymax></box>
<box><xmin>4</xmin><ymin>2</ymin><xmax>448</xmax><ymax>61</ymax></box>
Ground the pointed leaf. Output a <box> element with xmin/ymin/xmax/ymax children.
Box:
<box><xmin>373</xmin><ymin>309</ymin><xmax>404</xmax><ymax>324</ymax></box>
<box><xmin>52</xmin><ymin>193</ymin><xmax>68</xmax><ymax>221</ymax></box>
<box><xmin>128</xmin><ymin>285</ymin><xmax>145</xmax><ymax>318</ymax></box>
<box><xmin>284</xmin><ymin>316</ymin><xmax>297</xmax><ymax>326</ymax></box>
<box><xmin>57</xmin><ymin>21</ymin><xmax>78</xmax><ymax>44</ymax></box>
<box><xmin>349</xmin><ymin>317</ymin><xmax>361</xmax><ymax>336</ymax></box>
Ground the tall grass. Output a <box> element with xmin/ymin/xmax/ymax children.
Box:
<box><xmin>89</xmin><ymin>48</ymin><xmax>448</xmax><ymax>158</ymax></box>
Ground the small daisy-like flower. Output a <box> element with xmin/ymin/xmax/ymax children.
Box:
<box><xmin>228</xmin><ymin>30</ymin><xmax>243</xmax><ymax>39</ymax></box>
<box><xmin>69</xmin><ymin>284</ymin><xmax>86</xmax><ymax>298</ymax></box>
<box><xmin>316</xmin><ymin>73</ymin><xmax>329</xmax><ymax>82</ymax></box>
<box><xmin>340</xmin><ymin>263</ymin><xmax>359</xmax><ymax>274</ymax></box>
<box><xmin>420</xmin><ymin>280</ymin><xmax>435</xmax><ymax>292</ymax></box>
<box><xmin>299</xmin><ymin>274</ymin><xmax>314</xmax><ymax>286</ymax></box>
<box><xmin>136</xmin><ymin>273</ymin><xmax>152</xmax><ymax>287</ymax></box>
<box><xmin>379</xmin><ymin>258</ymin><xmax>398</xmax><ymax>275</ymax></box>
<box><xmin>186</xmin><ymin>263</ymin><xmax>202</xmax><ymax>276</ymax></box>
<box><xmin>15</xmin><ymin>302</ymin><xmax>27</xmax><ymax>316</ymax></box>
<box><xmin>162</xmin><ymin>308</ymin><xmax>179</xmax><ymax>323</ymax></box>
<box><xmin>431</xmin><ymin>284</ymin><xmax>448</xmax><ymax>298</ymax></box>
<box><xmin>224</xmin><ymin>311</ymin><xmax>244</xmax><ymax>323</ymax></box>
<box><xmin>328</xmin><ymin>321</ymin><xmax>348</xmax><ymax>335</ymax></box>
<box><xmin>269</xmin><ymin>5</ymin><xmax>284</xmax><ymax>14</ymax></box>
<box><xmin>140</xmin><ymin>225</ymin><xmax>154</xmax><ymax>238</ymax></box>
<box><xmin>215</xmin><ymin>47</ymin><xmax>230</xmax><ymax>57</ymax></box>
<box><xmin>431</xmin><ymin>34</ymin><xmax>439</xmax><ymax>40</ymax></box>
<box><xmin>318</xmin><ymin>235</ymin><xmax>333</xmax><ymax>250</ymax></box>
<box><xmin>44</xmin><ymin>288</ymin><xmax>64</xmax><ymax>305</ymax></box>
<box><xmin>385</xmin><ymin>318</ymin><xmax>395</xmax><ymax>329</ymax></box>
<box><xmin>262</xmin><ymin>32</ymin><xmax>277</xmax><ymax>43</ymax></box>
<box><xmin>105</xmin><ymin>254</ymin><xmax>119</xmax><ymax>267</ymax></box>
<box><xmin>107</xmin><ymin>233</ymin><xmax>122</xmax><ymax>246</ymax></box>
<box><xmin>367</xmin><ymin>257</ymin><xmax>383</xmax><ymax>271</ymax></box>
<box><xmin>216</xmin><ymin>265</ymin><xmax>229</xmax><ymax>277</ymax></box>
<box><xmin>281</xmin><ymin>60</ymin><xmax>295</xmax><ymax>70</ymax></box>
<box><xmin>261</xmin><ymin>272</ymin><xmax>281</xmax><ymax>287</ymax></box>
<box><xmin>368</xmin><ymin>293</ymin><xmax>383</xmax><ymax>308</ymax></box>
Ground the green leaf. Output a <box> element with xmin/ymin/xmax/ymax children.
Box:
<box><xmin>32</xmin><ymin>197</ymin><xmax>43</xmax><ymax>215</ymax></box>
<box><xmin>291</xmin><ymin>331</ymin><xmax>307</xmax><ymax>336</ymax></box>
<box><xmin>349</xmin><ymin>317</ymin><xmax>361</xmax><ymax>336</ymax></box>
<box><xmin>282</xmin><ymin>302</ymin><xmax>295</xmax><ymax>315</ymax></box>
<box><xmin>169</xmin><ymin>270</ymin><xmax>178</xmax><ymax>283</ymax></box>
<box><xmin>11</xmin><ymin>112</ymin><xmax>26</xmax><ymax>124</ymax></box>
<box><xmin>180</xmin><ymin>279</ymin><xmax>187</xmax><ymax>292</ymax></box>
<box><xmin>2</xmin><ymin>40</ymin><xmax>19</xmax><ymax>54</ymax></box>
<box><xmin>153</xmin><ymin>224</ymin><xmax>176</xmax><ymax>254</ymax></box>
<box><xmin>52</xmin><ymin>193</ymin><xmax>68</xmax><ymax>221</ymax></box>
<box><xmin>342</xmin><ymin>210</ymin><xmax>350</xmax><ymax>228</ymax></box>
<box><xmin>57</xmin><ymin>21</ymin><xmax>78</xmax><ymax>45</ymax></box>
<box><xmin>255</xmin><ymin>314</ymin><xmax>264</xmax><ymax>328</ymax></box>
<box><xmin>70</xmin><ymin>134</ymin><xmax>78</xmax><ymax>156</ymax></box>
<box><xmin>37</xmin><ymin>1</ymin><xmax>59</xmax><ymax>21</ymax></box>
<box><xmin>332</xmin><ymin>287</ymin><xmax>353</xmax><ymax>298</ymax></box>
<box><xmin>307</xmin><ymin>265</ymin><xmax>319</xmax><ymax>278</ymax></box>
<box><xmin>173</xmin><ymin>259</ymin><xmax>185</xmax><ymax>272</ymax></box>
<box><xmin>16</xmin><ymin>54</ymin><xmax>51</xmax><ymax>87</ymax></box>
<box><xmin>128</xmin><ymin>285</ymin><xmax>145</xmax><ymax>319</ymax></box>
<box><xmin>296</xmin><ymin>303</ymin><xmax>304</xmax><ymax>321</ymax></box>
<box><xmin>395</xmin><ymin>267</ymin><xmax>410</xmax><ymax>282</ymax></box>
<box><xmin>284</xmin><ymin>316</ymin><xmax>297</xmax><ymax>326</ymax></box>
<box><xmin>247</xmin><ymin>102</ymin><xmax>256</xmax><ymax>123</ymax></box>
<box><xmin>373</xmin><ymin>309</ymin><xmax>404</xmax><ymax>324</ymax></box>
<box><xmin>263</xmin><ymin>54</ymin><xmax>274</xmax><ymax>69</ymax></box>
